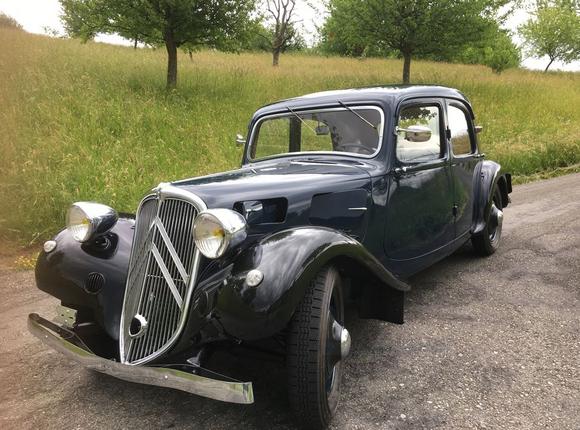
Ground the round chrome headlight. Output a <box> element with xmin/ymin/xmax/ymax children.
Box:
<box><xmin>66</xmin><ymin>202</ymin><xmax>118</xmax><ymax>243</ymax></box>
<box><xmin>193</xmin><ymin>209</ymin><xmax>247</xmax><ymax>259</ymax></box>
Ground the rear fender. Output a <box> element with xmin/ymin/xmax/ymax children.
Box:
<box><xmin>472</xmin><ymin>161</ymin><xmax>512</xmax><ymax>235</ymax></box>
<box><xmin>215</xmin><ymin>227</ymin><xmax>410</xmax><ymax>340</ymax></box>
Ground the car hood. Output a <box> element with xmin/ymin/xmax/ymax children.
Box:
<box><xmin>172</xmin><ymin>160</ymin><xmax>372</xmax><ymax>209</ymax></box>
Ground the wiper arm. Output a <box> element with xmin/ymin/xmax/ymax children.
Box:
<box><xmin>338</xmin><ymin>101</ymin><xmax>377</xmax><ymax>130</ymax></box>
<box><xmin>286</xmin><ymin>106</ymin><xmax>317</xmax><ymax>134</ymax></box>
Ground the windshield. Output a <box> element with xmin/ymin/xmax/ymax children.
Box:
<box><xmin>249</xmin><ymin>106</ymin><xmax>384</xmax><ymax>161</ymax></box>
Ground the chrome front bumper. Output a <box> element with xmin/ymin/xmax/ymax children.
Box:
<box><xmin>27</xmin><ymin>313</ymin><xmax>254</xmax><ymax>404</ymax></box>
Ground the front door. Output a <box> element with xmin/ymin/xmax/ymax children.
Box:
<box><xmin>384</xmin><ymin>99</ymin><xmax>455</xmax><ymax>262</ymax></box>
<box><xmin>446</xmin><ymin>101</ymin><xmax>480</xmax><ymax>237</ymax></box>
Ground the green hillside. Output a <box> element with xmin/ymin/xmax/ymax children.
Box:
<box><xmin>1</xmin><ymin>28</ymin><xmax>579</xmax><ymax>243</ymax></box>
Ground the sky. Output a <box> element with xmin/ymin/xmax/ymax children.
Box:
<box><xmin>0</xmin><ymin>0</ymin><xmax>578</xmax><ymax>72</ymax></box>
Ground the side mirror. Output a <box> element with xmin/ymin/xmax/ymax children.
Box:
<box><xmin>236</xmin><ymin>134</ymin><xmax>246</xmax><ymax>147</ymax></box>
<box><xmin>315</xmin><ymin>124</ymin><xmax>330</xmax><ymax>136</ymax></box>
<box><xmin>396</xmin><ymin>125</ymin><xmax>432</xmax><ymax>143</ymax></box>
<box><xmin>475</xmin><ymin>125</ymin><xmax>483</xmax><ymax>134</ymax></box>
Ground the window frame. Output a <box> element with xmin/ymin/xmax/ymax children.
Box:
<box><xmin>446</xmin><ymin>100</ymin><xmax>477</xmax><ymax>158</ymax></box>
<box><xmin>246</xmin><ymin>105</ymin><xmax>385</xmax><ymax>163</ymax></box>
<box><xmin>394</xmin><ymin>100</ymin><xmax>447</xmax><ymax>167</ymax></box>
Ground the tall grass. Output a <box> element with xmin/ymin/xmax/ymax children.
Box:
<box><xmin>1</xmin><ymin>28</ymin><xmax>579</xmax><ymax>243</ymax></box>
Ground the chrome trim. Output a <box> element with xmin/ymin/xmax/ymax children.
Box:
<box><xmin>151</xmin><ymin>243</ymin><xmax>184</xmax><ymax>309</ymax></box>
<box><xmin>245</xmin><ymin>269</ymin><xmax>264</xmax><ymax>288</ymax></box>
<box><xmin>340</xmin><ymin>327</ymin><xmax>351</xmax><ymax>359</ymax></box>
<box><xmin>348</xmin><ymin>207</ymin><xmax>368</xmax><ymax>212</ymax></box>
<box><xmin>43</xmin><ymin>240</ymin><xmax>57</xmax><ymax>253</ymax></box>
<box><xmin>28</xmin><ymin>313</ymin><xmax>254</xmax><ymax>404</ymax></box>
<box><xmin>331</xmin><ymin>319</ymin><xmax>351</xmax><ymax>360</ymax></box>
<box><xmin>396</xmin><ymin>125</ymin><xmax>432</xmax><ymax>143</ymax></box>
<box><xmin>119</xmin><ymin>184</ymin><xmax>207</xmax><ymax>365</ymax></box>
<box><xmin>66</xmin><ymin>202</ymin><xmax>118</xmax><ymax>243</ymax></box>
<box><xmin>246</xmin><ymin>105</ymin><xmax>386</xmax><ymax>162</ymax></box>
<box><xmin>129</xmin><ymin>314</ymin><xmax>148</xmax><ymax>338</ymax></box>
<box><xmin>193</xmin><ymin>209</ymin><xmax>247</xmax><ymax>259</ymax></box>
<box><xmin>490</xmin><ymin>204</ymin><xmax>503</xmax><ymax>243</ymax></box>
<box><xmin>236</xmin><ymin>133</ymin><xmax>246</xmax><ymax>147</ymax></box>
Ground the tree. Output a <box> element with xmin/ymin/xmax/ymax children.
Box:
<box><xmin>244</xmin><ymin>20</ymin><xmax>305</xmax><ymax>54</ymax></box>
<box><xmin>262</xmin><ymin>0</ymin><xmax>298</xmax><ymax>66</ymax></box>
<box><xmin>519</xmin><ymin>1</ymin><xmax>580</xmax><ymax>72</ymax></box>
<box><xmin>458</xmin><ymin>28</ymin><xmax>521</xmax><ymax>73</ymax></box>
<box><xmin>60</xmin><ymin>0</ymin><xmax>256</xmax><ymax>89</ymax></box>
<box><xmin>0</xmin><ymin>13</ymin><xmax>23</xmax><ymax>30</ymax></box>
<box><xmin>322</xmin><ymin>0</ymin><xmax>510</xmax><ymax>83</ymax></box>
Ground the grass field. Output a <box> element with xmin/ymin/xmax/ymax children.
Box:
<box><xmin>1</xmin><ymin>28</ymin><xmax>579</xmax><ymax>244</ymax></box>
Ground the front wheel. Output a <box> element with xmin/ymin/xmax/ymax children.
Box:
<box><xmin>472</xmin><ymin>186</ymin><xmax>504</xmax><ymax>256</ymax></box>
<box><xmin>286</xmin><ymin>266</ymin><xmax>350</xmax><ymax>429</ymax></box>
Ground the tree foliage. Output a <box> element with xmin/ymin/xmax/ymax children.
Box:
<box><xmin>60</xmin><ymin>0</ymin><xmax>256</xmax><ymax>88</ymax></box>
<box><xmin>458</xmin><ymin>29</ymin><xmax>521</xmax><ymax>73</ymax></box>
<box><xmin>320</xmin><ymin>0</ymin><xmax>512</xmax><ymax>83</ymax></box>
<box><xmin>519</xmin><ymin>0</ymin><xmax>580</xmax><ymax>71</ymax></box>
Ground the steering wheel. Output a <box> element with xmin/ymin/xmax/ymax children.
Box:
<box><xmin>334</xmin><ymin>143</ymin><xmax>374</xmax><ymax>155</ymax></box>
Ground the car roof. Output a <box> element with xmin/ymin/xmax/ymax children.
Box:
<box><xmin>253</xmin><ymin>85</ymin><xmax>472</xmax><ymax>119</ymax></box>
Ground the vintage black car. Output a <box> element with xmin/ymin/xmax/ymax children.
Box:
<box><xmin>30</xmin><ymin>85</ymin><xmax>511</xmax><ymax>429</ymax></box>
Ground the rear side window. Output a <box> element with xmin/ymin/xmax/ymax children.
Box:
<box><xmin>396</xmin><ymin>105</ymin><xmax>443</xmax><ymax>163</ymax></box>
<box><xmin>448</xmin><ymin>105</ymin><xmax>474</xmax><ymax>156</ymax></box>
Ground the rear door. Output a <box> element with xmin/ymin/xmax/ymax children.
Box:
<box><xmin>446</xmin><ymin>101</ymin><xmax>480</xmax><ymax>238</ymax></box>
<box><xmin>384</xmin><ymin>99</ymin><xmax>455</xmax><ymax>261</ymax></box>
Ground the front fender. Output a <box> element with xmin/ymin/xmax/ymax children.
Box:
<box><xmin>215</xmin><ymin>227</ymin><xmax>409</xmax><ymax>340</ymax></box>
<box><xmin>35</xmin><ymin>217</ymin><xmax>135</xmax><ymax>341</ymax></box>
<box><xmin>472</xmin><ymin>161</ymin><xmax>512</xmax><ymax>235</ymax></box>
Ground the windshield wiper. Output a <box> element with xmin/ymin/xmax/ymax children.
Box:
<box><xmin>338</xmin><ymin>101</ymin><xmax>377</xmax><ymax>130</ymax></box>
<box><xmin>286</xmin><ymin>106</ymin><xmax>317</xmax><ymax>134</ymax></box>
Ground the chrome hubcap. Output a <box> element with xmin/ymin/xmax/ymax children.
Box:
<box><xmin>326</xmin><ymin>295</ymin><xmax>347</xmax><ymax>394</ymax></box>
<box><xmin>489</xmin><ymin>203</ymin><xmax>503</xmax><ymax>242</ymax></box>
<box><xmin>340</xmin><ymin>326</ymin><xmax>351</xmax><ymax>359</ymax></box>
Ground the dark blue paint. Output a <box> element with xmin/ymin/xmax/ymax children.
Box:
<box><xmin>35</xmin><ymin>85</ymin><xmax>511</xmax><ymax>351</ymax></box>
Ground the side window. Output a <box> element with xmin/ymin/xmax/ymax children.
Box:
<box><xmin>448</xmin><ymin>105</ymin><xmax>474</xmax><ymax>156</ymax></box>
<box><xmin>396</xmin><ymin>105</ymin><xmax>443</xmax><ymax>164</ymax></box>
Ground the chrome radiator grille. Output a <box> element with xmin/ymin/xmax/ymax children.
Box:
<box><xmin>120</xmin><ymin>187</ymin><xmax>205</xmax><ymax>364</ymax></box>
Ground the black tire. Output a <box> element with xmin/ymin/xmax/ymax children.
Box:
<box><xmin>287</xmin><ymin>266</ymin><xmax>346</xmax><ymax>429</ymax></box>
<box><xmin>472</xmin><ymin>186</ymin><xmax>503</xmax><ymax>256</ymax></box>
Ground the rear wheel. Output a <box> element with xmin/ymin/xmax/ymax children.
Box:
<box><xmin>287</xmin><ymin>266</ymin><xmax>349</xmax><ymax>429</ymax></box>
<box><xmin>472</xmin><ymin>186</ymin><xmax>504</xmax><ymax>256</ymax></box>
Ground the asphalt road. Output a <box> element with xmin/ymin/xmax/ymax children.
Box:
<box><xmin>1</xmin><ymin>174</ymin><xmax>579</xmax><ymax>430</ymax></box>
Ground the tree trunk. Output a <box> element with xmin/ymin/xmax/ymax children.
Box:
<box><xmin>272</xmin><ymin>48</ymin><xmax>281</xmax><ymax>67</ymax></box>
<box><xmin>165</xmin><ymin>32</ymin><xmax>178</xmax><ymax>89</ymax></box>
<box><xmin>544</xmin><ymin>57</ymin><xmax>555</xmax><ymax>73</ymax></box>
<box><xmin>133</xmin><ymin>38</ymin><xmax>138</xmax><ymax>50</ymax></box>
<box><xmin>402</xmin><ymin>53</ymin><xmax>412</xmax><ymax>84</ymax></box>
